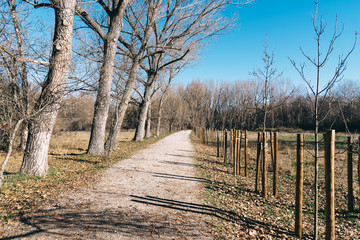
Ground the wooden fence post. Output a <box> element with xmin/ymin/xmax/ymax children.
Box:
<box><xmin>233</xmin><ymin>130</ymin><xmax>238</xmax><ymax>168</ymax></box>
<box><xmin>244</xmin><ymin>130</ymin><xmax>249</xmax><ymax>177</ymax></box>
<box><xmin>270</xmin><ymin>132</ymin><xmax>275</xmax><ymax>169</ymax></box>
<box><xmin>238</xmin><ymin>131</ymin><xmax>242</xmax><ymax>176</ymax></box>
<box><xmin>234</xmin><ymin>130</ymin><xmax>238</xmax><ymax>175</ymax></box>
<box><xmin>235</xmin><ymin>130</ymin><xmax>239</xmax><ymax>175</ymax></box>
<box><xmin>273</xmin><ymin>132</ymin><xmax>278</xmax><ymax>197</ymax></box>
<box><xmin>206</xmin><ymin>129</ymin><xmax>208</xmax><ymax>144</ymax></box>
<box><xmin>347</xmin><ymin>137</ymin><xmax>354</xmax><ymax>212</ymax></box>
<box><xmin>324</xmin><ymin>130</ymin><xmax>335</xmax><ymax>240</ymax></box>
<box><xmin>295</xmin><ymin>134</ymin><xmax>304</xmax><ymax>239</ymax></box>
<box><xmin>222</xmin><ymin>130</ymin><xmax>224</xmax><ymax>157</ymax></box>
<box><xmin>359</xmin><ymin>136</ymin><xmax>360</xmax><ymax>212</ymax></box>
<box><xmin>226</xmin><ymin>130</ymin><xmax>228</xmax><ymax>163</ymax></box>
<box><xmin>203</xmin><ymin>128</ymin><xmax>205</xmax><ymax>143</ymax></box>
<box><xmin>230</xmin><ymin>130</ymin><xmax>233</xmax><ymax>165</ymax></box>
<box><xmin>223</xmin><ymin>130</ymin><xmax>225</xmax><ymax>161</ymax></box>
<box><xmin>235</xmin><ymin>130</ymin><xmax>240</xmax><ymax>175</ymax></box>
<box><xmin>262</xmin><ymin>132</ymin><xmax>267</xmax><ymax>199</ymax></box>
<box><xmin>255</xmin><ymin>132</ymin><xmax>261</xmax><ymax>193</ymax></box>
<box><xmin>233</xmin><ymin>130</ymin><xmax>237</xmax><ymax>175</ymax></box>
<box><xmin>224</xmin><ymin>130</ymin><xmax>228</xmax><ymax>164</ymax></box>
<box><xmin>217</xmin><ymin>130</ymin><xmax>220</xmax><ymax>157</ymax></box>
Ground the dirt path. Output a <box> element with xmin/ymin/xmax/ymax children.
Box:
<box><xmin>13</xmin><ymin>131</ymin><xmax>213</xmax><ymax>239</ymax></box>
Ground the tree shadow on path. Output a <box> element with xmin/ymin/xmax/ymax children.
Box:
<box><xmin>1</xmin><ymin>203</ymin><xmax>208</xmax><ymax>240</ymax></box>
<box><xmin>130</xmin><ymin>195</ymin><xmax>298</xmax><ymax>239</ymax></box>
<box><xmin>152</xmin><ymin>172</ymin><xmax>210</xmax><ymax>183</ymax></box>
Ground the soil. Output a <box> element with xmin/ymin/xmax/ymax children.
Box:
<box><xmin>3</xmin><ymin>131</ymin><xmax>212</xmax><ymax>239</ymax></box>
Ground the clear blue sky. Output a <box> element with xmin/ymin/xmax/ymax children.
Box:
<box><xmin>176</xmin><ymin>0</ymin><xmax>360</xmax><ymax>89</ymax></box>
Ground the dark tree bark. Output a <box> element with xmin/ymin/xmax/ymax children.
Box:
<box><xmin>145</xmin><ymin>101</ymin><xmax>152</xmax><ymax>138</ymax></box>
<box><xmin>134</xmin><ymin>80</ymin><xmax>153</xmax><ymax>141</ymax></box>
<box><xmin>155</xmin><ymin>93</ymin><xmax>165</xmax><ymax>136</ymax></box>
<box><xmin>0</xmin><ymin>119</ymin><xmax>23</xmax><ymax>185</ymax></box>
<box><xmin>19</xmin><ymin>124</ymin><xmax>28</xmax><ymax>151</ymax></box>
<box><xmin>20</xmin><ymin>0</ymin><xmax>76</xmax><ymax>176</ymax></box>
<box><xmin>169</xmin><ymin>122</ymin><xmax>173</xmax><ymax>133</ymax></box>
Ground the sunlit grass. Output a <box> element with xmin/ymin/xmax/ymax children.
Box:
<box><xmin>193</xmin><ymin>130</ymin><xmax>360</xmax><ymax>239</ymax></box>
<box><xmin>0</xmin><ymin>130</ymin><xmax>168</xmax><ymax>222</ymax></box>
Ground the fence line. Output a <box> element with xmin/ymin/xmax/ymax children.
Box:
<box><xmin>195</xmin><ymin>127</ymin><xmax>360</xmax><ymax>239</ymax></box>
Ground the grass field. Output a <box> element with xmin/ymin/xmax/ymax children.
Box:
<box><xmin>193</xmin><ymin>131</ymin><xmax>360</xmax><ymax>239</ymax></box>
<box><xmin>0</xmin><ymin>130</ymin><xmax>166</xmax><ymax>223</ymax></box>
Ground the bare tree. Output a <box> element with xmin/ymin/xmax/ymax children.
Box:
<box><xmin>155</xmin><ymin>67</ymin><xmax>180</xmax><ymax>136</ymax></box>
<box><xmin>334</xmin><ymin>79</ymin><xmax>360</xmax><ymax>133</ymax></box>
<box><xmin>7</xmin><ymin>0</ymin><xmax>31</xmax><ymax>151</ymax></box>
<box><xmin>144</xmin><ymin>100</ymin><xmax>152</xmax><ymax>137</ymax></box>
<box><xmin>183</xmin><ymin>80</ymin><xmax>211</xmax><ymax>128</ymax></box>
<box><xmin>251</xmin><ymin>40</ymin><xmax>283</xmax><ymax>132</ymax></box>
<box><xmin>17</xmin><ymin>0</ymin><xmax>77</xmax><ymax>176</ymax></box>
<box><xmin>289</xmin><ymin>1</ymin><xmax>357</xmax><ymax>238</ymax></box>
<box><xmin>75</xmin><ymin>0</ymin><xmax>130</xmax><ymax>155</ymax></box>
<box><xmin>104</xmin><ymin>0</ymin><xmax>161</xmax><ymax>152</ymax></box>
<box><xmin>0</xmin><ymin>0</ymin><xmax>28</xmax><ymax>184</ymax></box>
<box><xmin>158</xmin><ymin>86</ymin><xmax>189</xmax><ymax>132</ymax></box>
<box><xmin>0</xmin><ymin>0</ymin><xmax>77</xmax><ymax>177</ymax></box>
<box><xmin>133</xmin><ymin>0</ymin><xmax>245</xmax><ymax>141</ymax></box>
<box><xmin>0</xmin><ymin>119</ymin><xmax>23</xmax><ymax>186</ymax></box>
<box><xmin>233</xmin><ymin>80</ymin><xmax>258</xmax><ymax>129</ymax></box>
<box><xmin>0</xmin><ymin>0</ymin><xmax>46</xmax><ymax>181</ymax></box>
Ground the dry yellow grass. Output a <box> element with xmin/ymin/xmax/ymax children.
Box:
<box><xmin>193</xmin><ymin>130</ymin><xmax>360</xmax><ymax>239</ymax></box>
<box><xmin>0</xmin><ymin>130</ymin><xmax>167</xmax><ymax>223</ymax></box>
<box><xmin>49</xmin><ymin>131</ymin><xmax>135</xmax><ymax>154</ymax></box>
<box><xmin>1</xmin><ymin>130</ymin><xmax>136</xmax><ymax>174</ymax></box>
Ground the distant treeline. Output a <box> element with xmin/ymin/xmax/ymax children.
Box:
<box><xmin>159</xmin><ymin>79</ymin><xmax>360</xmax><ymax>133</ymax></box>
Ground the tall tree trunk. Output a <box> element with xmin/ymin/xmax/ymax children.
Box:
<box><xmin>9</xmin><ymin>0</ymin><xmax>29</xmax><ymax>104</ymax></box>
<box><xmin>155</xmin><ymin>93</ymin><xmax>165</xmax><ymax>137</ymax></box>
<box><xmin>314</xmin><ymin>94</ymin><xmax>319</xmax><ymax>239</ymax></box>
<box><xmin>19</xmin><ymin>124</ymin><xmax>28</xmax><ymax>151</ymax></box>
<box><xmin>87</xmin><ymin>1</ymin><xmax>128</xmax><ymax>155</ymax></box>
<box><xmin>20</xmin><ymin>0</ymin><xmax>76</xmax><ymax>176</ymax></box>
<box><xmin>133</xmin><ymin>83</ymin><xmax>153</xmax><ymax>141</ymax></box>
<box><xmin>104</xmin><ymin>60</ymin><xmax>140</xmax><ymax>153</ymax></box>
<box><xmin>1</xmin><ymin>119</ymin><xmax>23</xmax><ymax>186</ymax></box>
<box><xmin>9</xmin><ymin>0</ymin><xmax>29</xmax><ymax>151</ymax></box>
<box><xmin>263</xmin><ymin>110</ymin><xmax>267</xmax><ymax>133</ymax></box>
<box><xmin>169</xmin><ymin>122</ymin><xmax>173</xmax><ymax>133</ymax></box>
<box><xmin>145</xmin><ymin>101</ymin><xmax>151</xmax><ymax>138</ymax></box>
<box><xmin>104</xmin><ymin>0</ymin><xmax>159</xmax><ymax>152</ymax></box>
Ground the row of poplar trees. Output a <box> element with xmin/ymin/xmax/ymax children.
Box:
<box><xmin>0</xmin><ymin>0</ymin><xmax>254</xmax><ymax>177</ymax></box>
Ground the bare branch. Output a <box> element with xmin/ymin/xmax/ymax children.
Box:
<box><xmin>75</xmin><ymin>3</ymin><xmax>106</xmax><ymax>40</ymax></box>
<box><xmin>97</xmin><ymin>0</ymin><xmax>111</xmax><ymax>16</ymax></box>
<box><xmin>22</xmin><ymin>0</ymin><xmax>52</xmax><ymax>8</ymax></box>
